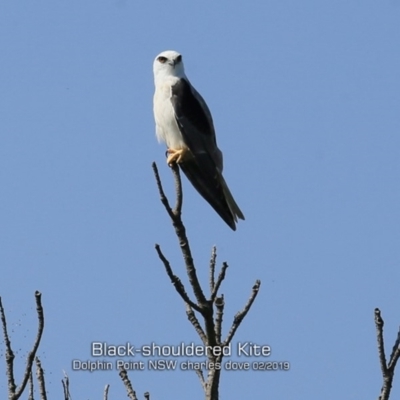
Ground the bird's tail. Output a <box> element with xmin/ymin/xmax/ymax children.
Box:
<box><xmin>179</xmin><ymin>158</ymin><xmax>244</xmax><ymax>230</ymax></box>
<box><xmin>219</xmin><ymin>172</ymin><xmax>245</xmax><ymax>223</ymax></box>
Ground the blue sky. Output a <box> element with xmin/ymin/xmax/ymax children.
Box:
<box><xmin>1</xmin><ymin>1</ymin><xmax>400</xmax><ymax>399</ymax></box>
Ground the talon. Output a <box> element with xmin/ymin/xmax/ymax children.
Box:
<box><xmin>166</xmin><ymin>147</ymin><xmax>191</xmax><ymax>165</ymax></box>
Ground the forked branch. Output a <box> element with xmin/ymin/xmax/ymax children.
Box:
<box><xmin>0</xmin><ymin>291</ymin><xmax>45</xmax><ymax>400</ymax></box>
<box><xmin>375</xmin><ymin>308</ymin><xmax>400</xmax><ymax>400</ymax></box>
<box><xmin>61</xmin><ymin>372</ymin><xmax>71</xmax><ymax>400</ymax></box>
<box><xmin>152</xmin><ymin>162</ymin><xmax>207</xmax><ymax>306</ymax></box>
<box><xmin>152</xmin><ymin>162</ymin><xmax>260</xmax><ymax>400</ymax></box>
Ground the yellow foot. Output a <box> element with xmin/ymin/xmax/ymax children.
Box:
<box><xmin>166</xmin><ymin>147</ymin><xmax>191</xmax><ymax>165</ymax></box>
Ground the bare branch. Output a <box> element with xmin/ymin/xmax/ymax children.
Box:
<box><xmin>103</xmin><ymin>384</ymin><xmax>110</xmax><ymax>400</ymax></box>
<box><xmin>28</xmin><ymin>372</ymin><xmax>33</xmax><ymax>400</ymax></box>
<box><xmin>1</xmin><ymin>291</ymin><xmax>45</xmax><ymax>400</ymax></box>
<box><xmin>205</xmin><ymin>367</ymin><xmax>221</xmax><ymax>400</ymax></box>
<box><xmin>195</xmin><ymin>369</ymin><xmax>206</xmax><ymax>391</ymax></box>
<box><xmin>171</xmin><ymin>163</ymin><xmax>183</xmax><ymax>215</ymax></box>
<box><xmin>35</xmin><ymin>357</ymin><xmax>47</xmax><ymax>400</ymax></box>
<box><xmin>14</xmin><ymin>291</ymin><xmax>45</xmax><ymax>399</ymax></box>
<box><xmin>0</xmin><ymin>295</ymin><xmax>17</xmax><ymax>395</ymax></box>
<box><xmin>119</xmin><ymin>367</ymin><xmax>138</xmax><ymax>400</ymax></box>
<box><xmin>388</xmin><ymin>327</ymin><xmax>400</xmax><ymax>369</ymax></box>
<box><xmin>153</xmin><ymin>162</ymin><xmax>207</xmax><ymax>307</ymax></box>
<box><xmin>375</xmin><ymin>308</ymin><xmax>400</xmax><ymax>400</ymax></box>
<box><xmin>224</xmin><ymin>280</ymin><xmax>261</xmax><ymax>346</ymax></box>
<box><xmin>186</xmin><ymin>304</ymin><xmax>207</xmax><ymax>344</ymax></box>
<box><xmin>155</xmin><ymin>244</ymin><xmax>201</xmax><ymax>312</ymax></box>
<box><xmin>375</xmin><ymin>309</ymin><xmax>387</xmax><ymax>376</ymax></box>
<box><xmin>144</xmin><ymin>392</ymin><xmax>150</xmax><ymax>400</ymax></box>
<box><xmin>152</xmin><ymin>163</ymin><xmax>260</xmax><ymax>400</ymax></box>
<box><xmin>211</xmin><ymin>262</ymin><xmax>228</xmax><ymax>302</ymax></box>
<box><xmin>209</xmin><ymin>246</ymin><xmax>217</xmax><ymax>293</ymax></box>
<box><xmin>214</xmin><ymin>296</ymin><xmax>224</xmax><ymax>344</ymax></box>
<box><xmin>152</xmin><ymin>162</ymin><xmax>175</xmax><ymax>220</ymax></box>
<box><xmin>61</xmin><ymin>372</ymin><xmax>71</xmax><ymax>400</ymax></box>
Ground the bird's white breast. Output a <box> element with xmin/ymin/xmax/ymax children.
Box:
<box><xmin>153</xmin><ymin>78</ymin><xmax>186</xmax><ymax>150</ymax></box>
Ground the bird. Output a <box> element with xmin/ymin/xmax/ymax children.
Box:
<box><xmin>152</xmin><ymin>50</ymin><xmax>244</xmax><ymax>230</ymax></box>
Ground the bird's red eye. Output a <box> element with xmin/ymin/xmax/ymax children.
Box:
<box><xmin>158</xmin><ymin>56</ymin><xmax>167</xmax><ymax>63</ymax></box>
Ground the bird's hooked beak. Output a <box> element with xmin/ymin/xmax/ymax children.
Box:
<box><xmin>170</xmin><ymin>57</ymin><xmax>181</xmax><ymax>68</ymax></box>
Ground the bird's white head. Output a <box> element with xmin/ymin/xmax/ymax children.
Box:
<box><xmin>153</xmin><ymin>50</ymin><xmax>186</xmax><ymax>83</ymax></box>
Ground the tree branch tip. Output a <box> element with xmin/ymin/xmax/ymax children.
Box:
<box><xmin>375</xmin><ymin>309</ymin><xmax>384</xmax><ymax>326</ymax></box>
<box><xmin>215</xmin><ymin>296</ymin><xmax>224</xmax><ymax>306</ymax></box>
<box><xmin>171</xmin><ymin>163</ymin><xmax>179</xmax><ymax>172</ymax></box>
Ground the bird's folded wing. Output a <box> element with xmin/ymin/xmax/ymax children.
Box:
<box><xmin>171</xmin><ymin>78</ymin><xmax>244</xmax><ymax>230</ymax></box>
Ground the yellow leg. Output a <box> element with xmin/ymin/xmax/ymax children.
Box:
<box><xmin>166</xmin><ymin>148</ymin><xmax>191</xmax><ymax>165</ymax></box>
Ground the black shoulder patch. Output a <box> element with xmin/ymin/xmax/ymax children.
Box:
<box><xmin>171</xmin><ymin>79</ymin><xmax>212</xmax><ymax>135</ymax></box>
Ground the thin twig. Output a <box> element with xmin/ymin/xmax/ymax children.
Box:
<box><xmin>211</xmin><ymin>262</ymin><xmax>228</xmax><ymax>302</ymax></box>
<box><xmin>35</xmin><ymin>357</ymin><xmax>47</xmax><ymax>400</ymax></box>
<box><xmin>388</xmin><ymin>327</ymin><xmax>400</xmax><ymax>369</ymax></box>
<box><xmin>209</xmin><ymin>246</ymin><xmax>217</xmax><ymax>294</ymax></box>
<box><xmin>186</xmin><ymin>304</ymin><xmax>207</xmax><ymax>344</ymax></box>
<box><xmin>214</xmin><ymin>296</ymin><xmax>224</xmax><ymax>344</ymax></box>
<box><xmin>155</xmin><ymin>244</ymin><xmax>201</xmax><ymax>312</ymax></box>
<box><xmin>195</xmin><ymin>369</ymin><xmax>206</xmax><ymax>391</ymax></box>
<box><xmin>61</xmin><ymin>372</ymin><xmax>71</xmax><ymax>400</ymax></box>
<box><xmin>375</xmin><ymin>309</ymin><xmax>388</xmax><ymax>375</ymax></box>
<box><xmin>28</xmin><ymin>371</ymin><xmax>33</xmax><ymax>400</ymax></box>
<box><xmin>119</xmin><ymin>367</ymin><xmax>138</xmax><ymax>400</ymax></box>
<box><xmin>224</xmin><ymin>281</ymin><xmax>261</xmax><ymax>345</ymax></box>
<box><xmin>0</xmin><ymin>295</ymin><xmax>17</xmax><ymax>395</ymax></box>
<box><xmin>152</xmin><ymin>162</ymin><xmax>175</xmax><ymax>220</ymax></box>
<box><xmin>103</xmin><ymin>384</ymin><xmax>110</xmax><ymax>400</ymax></box>
<box><xmin>171</xmin><ymin>163</ymin><xmax>183</xmax><ymax>215</ymax></box>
